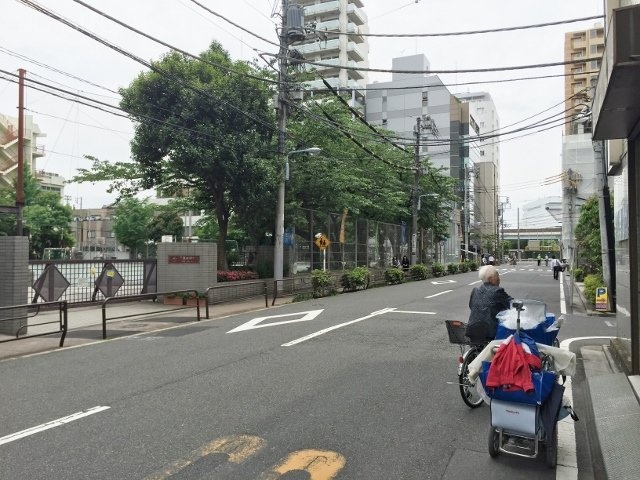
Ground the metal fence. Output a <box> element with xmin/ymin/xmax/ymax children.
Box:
<box><xmin>28</xmin><ymin>260</ymin><xmax>156</xmax><ymax>305</ymax></box>
<box><xmin>283</xmin><ymin>208</ymin><xmax>410</xmax><ymax>274</ymax></box>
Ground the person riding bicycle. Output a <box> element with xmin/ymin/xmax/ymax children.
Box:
<box><xmin>466</xmin><ymin>265</ymin><xmax>513</xmax><ymax>344</ymax></box>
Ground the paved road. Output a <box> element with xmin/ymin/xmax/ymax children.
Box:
<box><xmin>0</xmin><ymin>267</ymin><xmax>611</xmax><ymax>479</ymax></box>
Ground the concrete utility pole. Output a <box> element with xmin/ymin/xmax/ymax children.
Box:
<box><xmin>593</xmin><ymin>140</ymin><xmax>616</xmax><ymax>312</ymax></box>
<box><xmin>412</xmin><ymin>116</ymin><xmax>422</xmax><ymax>265</ymax></box>
<box><xmin>16</xmin><ymin>68</ymin><xmax>26</xmax><ymax>236</ymax></box>
<box><xmin>273</xmin><ymin>0</ymin><xmax>289</xmax><ymax>289</ymax></box>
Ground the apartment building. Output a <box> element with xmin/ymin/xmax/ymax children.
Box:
<box><xmin>564</xmin><ymin>24</ymin><xmax>605</xmax><ymax>134</ymax></box>
<box><xmin>295</xmin><ymin>0</ymin><xmax>369</xmax><ymax>95</ymax></box>
<box><xmin>0</xmin><ymin>113</ymin><xmax>64</xmax><ymax>196</ymax></box>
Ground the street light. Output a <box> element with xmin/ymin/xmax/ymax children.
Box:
<box><xmin>274</xmin><ymin>147</ymin><xmax>322</xmax><ymax>289</ymax></box>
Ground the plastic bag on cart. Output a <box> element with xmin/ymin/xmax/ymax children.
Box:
<box><xmin>496</xmin><ymin>301</ymin><xmax>559</xmax><ymax>346</ymax></box>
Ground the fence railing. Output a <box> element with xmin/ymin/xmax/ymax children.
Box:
<box><xmin>204</xmin><ymin>282</ymin><xmax>268</xmax><ymax>319</ymax></box>
<box><xmin>101</xmin><ymin>290</ymin><xmax>200</xmax><ymax>339</ymax></box>
<box><xmin>0</xmin><ymin>301</ymin><xmax>68</xmax><ymax>347</ymax></box>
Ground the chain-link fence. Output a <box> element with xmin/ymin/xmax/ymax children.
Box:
<box><xmin>283</xmin><ymin>208</ymin><xmax>411</xmax><ymax>273</ymax></box>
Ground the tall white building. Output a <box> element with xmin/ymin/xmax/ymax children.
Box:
<box><xmin>365</xmin><ymin>54</ymin><xmax>482</xmax><ymax>261</ymax></box>
<box><xmin>296</xmin><ymin>0</ymin><xmax>369</xmax><ymax>94</ymax></box>
<box><xmin>0</xmin><ymin>113</ymin><xmax>63</xmax><ymax>195</ymax></box>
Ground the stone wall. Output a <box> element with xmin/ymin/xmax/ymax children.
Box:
<box><xmin>156</xmin><ymin>243</ymin><xmax>217</xmax><ymax>295</ymax></box>
<box><xmin>0</xmin><ymin>236</ymin><xmax>29</xmax><ymax>335</ymax></box>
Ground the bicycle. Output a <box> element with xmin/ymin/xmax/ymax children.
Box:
<box><xmin>445</xmin><ymin>320</ymin><xmax>487</xmax><ymax>408</ymax></box>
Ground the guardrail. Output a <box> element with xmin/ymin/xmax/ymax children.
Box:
<box><xmin>101</xmin><ymin>290</ymin><xmax>200</xmax><ymax>339</ymax></box>
<box><xmin>0</xmin><ymin>301</ymin><xmax>68</xmax><ymax>347</ymax></box>
<box><xmin>204</xmin><ymin>282</ymin><xmax>268</xmax><ymax>319</ymax></box>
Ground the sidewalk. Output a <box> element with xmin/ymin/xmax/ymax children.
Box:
<box><xmin>0</xmin><ymin>296</ymin><xmax>291</xmax><ymax>362</ymax></box>
<box><xmin>561</xmin><ymin>272</ymin><xmax>640</xmax><ymax>480</ymax></box>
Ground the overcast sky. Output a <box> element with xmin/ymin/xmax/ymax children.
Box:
<box><xmin>1</xmin><ymin>0</ymin><xmax>605</xmax><ymax>226</ymax></box>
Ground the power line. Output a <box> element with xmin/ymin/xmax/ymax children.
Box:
<box><xmin>72</xmin><ymin>0</ymin><xmax>280</xmax><ymax>87</ymax></box>
<box><xmin>313</xmin><ymin>14</ymin><xmax>604</xmax><ymax>38</ymax></box>
<box><xmin>186</xmin><ymin>0</ymin><xmax>279</xmax><ymax>47</ymax></box>
<box><xmin>290</xmin><ymin>54</ymin><xmax>604</xmax><ymax>75</ymax></box>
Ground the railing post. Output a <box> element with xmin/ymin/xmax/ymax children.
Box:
<box><xmin>102</xmin><ymin>299</ymin><xmax>108</xmax><ymax>339</ymax></box>
<box><xmin>271</xmin><ymin>280</ymin><xmax>278</xmax><ymax>306</ymax></box>
<box><xmin>264</xmin><ymin>282</ymin><xmax>268</xmax><ymax>307</ymax></box>
<box><xmin>59</xmin><ymin>301</ymin><xmax>68</xmax><ymax>347</ymax></box>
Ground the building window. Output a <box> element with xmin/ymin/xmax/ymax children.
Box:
<box><xmin>480</xmin><ymin>150</ymin><xmax>485</xmax><ymax>156</ymax></box>
<box><xmin>590</xmin><ymin>60</ymin><xmax>601</xmax><ymax>70</ymax></box>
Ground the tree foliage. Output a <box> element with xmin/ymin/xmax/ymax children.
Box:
<box><xmin>0</xmin><ymin>168</ymin><xmax>73</xmax><ymax>257</ymax></box>
<box><xmin>73</xmin><ymin>41</ymin><xmax>276</xmax><ymax>269</ymax></box>
<box><xmin>113</xmin><ymin>197</ymin><xmax>154</xmax><ymax>257</ymax></box>
<box><xmin>575</xmin><ymin>195</ymin><xmax>602</xmax><ymax>274</ymax></box>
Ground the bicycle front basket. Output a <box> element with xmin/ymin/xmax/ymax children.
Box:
<box><xmin>445</xmin><ymin>320</ymin><xmax>468</xmax><ymax>344</ymax></box>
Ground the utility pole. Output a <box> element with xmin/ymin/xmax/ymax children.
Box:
<box><xmin>274</xmin><ymin>0</ymin><xmax>290</xmax><ymax>288</ymax></box>
<box><xmin>517</xmin><ymin>207</ymin><xmax>521</xmax><ymax>258</ymax></box>
<box><xmin>16</xmin><ymin>68</ymin><xmax>26</xmax><ymax>236</ymax></box>
<box><xmin>412</xmin><ymin>116</ymin><xmax>422</xmax><ymax>265</ymax></box>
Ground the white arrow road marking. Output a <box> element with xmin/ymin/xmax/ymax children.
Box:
<box><xmin>0</xmin><ymin>406</ymin><xmax>110</xmax><ymax>446</ymax></box>
<box><xmin>282</xmin><ymin>308</ymin><xmax>395</xmax><ymax>346</ymax></box>
<box><xmin>425</xmin><ymin>290</ymin><xmax>453</xmax><ymax>299</ymax></box>
<box><xmin>227</xmin><ymin>310</ymin><xmax>324</xmax><ymax>333</ymax></box>
<box><xmin>605</xmin><ymin>320</ymin><xmax>615</xmax><ymax>327</ymax></box>
<box><xmin>468</xmin><ymin>280</ymin><xmax>481</xmax><ymax>286</ymax></box>
<box><xmin>387</xmin><ymin>309</ymin><xmax>436</xmax><ymax>315</ymax></box>
<box><xmin>431</xmin><ymin>279</ymin><xmax>456</xmax><ymax>285</ymax></box>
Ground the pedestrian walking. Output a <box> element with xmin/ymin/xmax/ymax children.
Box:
<box><xmin>537</xmin><ymin>254</ymin><xmax>542</xmax><ymax>267</ymax></box>
<box><xmin>551</xmin><ymin>256</ymin><xmax>561</xmax><ymax>280</ymax></box>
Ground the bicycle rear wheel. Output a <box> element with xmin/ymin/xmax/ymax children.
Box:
<box><xmin>459</xmin><ymin>347</ymin><xmax>484</xmax><ymax>408</ymax></box>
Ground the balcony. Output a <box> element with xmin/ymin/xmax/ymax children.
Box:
<box><xmin>592</xmin><ymin>4</ymin><xmax>640</xmax><ymax>140</ymax></box>
<box><xmin>33</xmin><ymin>145</ymin><xmax>46</xmax><ymax>157</ymax></box>
<box><xmin>304</xmin><ymin>1</ymin><xmax>339</xmax><ymax>19</ymax></box>
<box><xmin>346</xmin><ymin>41</ymin><xmax>364</xmax><ymax>62</ymax></box>
<box><xmin>347</xmin><ymin>3</ymin><xmax>367</xmax><ymax>25</ymax></box>
<box><xmin>296</xmin><ymin>38</ymin><xmax>340</xmax><ymax>56</ymax></box>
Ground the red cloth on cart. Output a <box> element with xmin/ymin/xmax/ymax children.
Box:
<box><xmin>486</xmin><ymin>334</ymin><xmax>542</xmax><ymax>392</ymax></box>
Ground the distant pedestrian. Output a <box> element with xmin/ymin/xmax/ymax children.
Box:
<box><xmin>551</xmin><ymin>256</ymin><xmax>561</xmax><ymax>280</ymax></box>
<box><xmin>544</xmin><ymin>254</ymin><xmax>549</xmax><ymax>267</ymax></box>
<box><xmin>482</xmin><ymin>255</ymin><xmax>488</xmax><ymax>266</ymax></box>
<box><xmin>401</xmin><ymin>255</ymin><xmax>410</xmax><ymax>271</ymax></box>
<box><xmin>537</xmin><ymin>254</ymin><xmax>542</xmax><ymax>267</ymax></box>
<box><xmin>488</xmin><ymin>254</ymin><xmax>495</xmax><ymax>266</ymax></box>
<box><xmin>392</xmin><ymin>256</ymin><xmax>401</xmax><ymax>268</ymax></box>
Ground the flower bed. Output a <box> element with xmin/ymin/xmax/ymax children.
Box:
<box><xmin>217</xmin><ymin>270</ymin><xmax>259</xmax><ymax>282</ymax></box>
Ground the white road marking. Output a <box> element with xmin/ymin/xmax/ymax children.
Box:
<box><xmin>227</xmin><ymin>310</ymin><xmax>324</xmax><ymax>333</ymax></box>
<box><xmin>388</xmin><ymin>309</ymin><xmax>436</xmax><ymax>315</ymax></box>
<box><xmin>431</xmin><ymin>279</ymin><xmax>456</xmax><ymax>285</ymax></box>
<box><xmin>281</xmin><ymin>308</ymin><xmax>394</xmax><ymax>346</ymax></box>
<box><xmin>468</xmin><ymin>280</ymin><xmax>481</xmax><ymax>285</ymax></box>
<box><xmin>0</xmin><ymin>406</ymin><xmax>110</xmax><ymax>446</ymax></box>
<box><xmin>557</xmin><ymin>337</ymin><xmax>615</xmax><ymax>480</ymax></box>
<box><xmin>425</xmin><ymin>290</ymin><xmax>453</xmax><ymax>299</ymax></box>
<box><xmin>604</xmin><ymin>320</ymin><xmax>615</xmax><ymax>328</ymax></box>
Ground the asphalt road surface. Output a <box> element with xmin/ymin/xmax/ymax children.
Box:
<box><xmin>0</xmin><ymin>266</ymin><xmax>612</xmax><ymax>479</ymax></box>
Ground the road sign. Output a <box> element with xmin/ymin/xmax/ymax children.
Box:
<box><xmin>314</xmin><ymin>234</ymin><xmax>331</xmax><ymax>250</ymax></box>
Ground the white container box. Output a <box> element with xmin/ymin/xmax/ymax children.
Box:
<box><xmin>491</xmin><ymin>399</ymin><xmax>538</xmax><ymax>436</ymax></box>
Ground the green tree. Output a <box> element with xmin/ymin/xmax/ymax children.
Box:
<box><xmin>148</xmin><ymin>205</ymin><xmax>185</xmax><ymax>243</ymax></box>
<box><xmin>23</xmin><ymin>192</ymin><xmax>74</xmax><ymax>257</ymax></box>
<box><xmin>575</xmin><ymin>195</ymin><xmax>602</xmax><ymax>274</ymax></box>
<box><xmin>113</xmin><ymin>197</ymin><xmax>154</xmax><ymax>258</ymax></box>
<box><xmin>72</xmin><ymin>42</ymin><xmax>276</xmax><ymax>269</ymax></box>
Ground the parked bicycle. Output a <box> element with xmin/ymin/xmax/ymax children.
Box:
<box><xmin>445</xmin><ymin>320</ymin><xmax>487</xmax><ymax>408</ymax></box>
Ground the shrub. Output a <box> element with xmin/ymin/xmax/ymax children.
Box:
<box><xmin>447</xmin><ymin>263</ymin><xmax>459</xmax><ymax>274</ymax></box>
<box><xmin>341</xmin><ymin>266</ymin><xmax>371</xmax><ymax>292</ymax></box>
<box><xmin>573</xmin><ymin>267</ymin><xmax>585</xmax><ymax>282</ymax></box>
<box><xmin>458</xmin><ymin>262</ymin><xmax>469</xmax><ymax>273</ymax></box>
<box><xmin>217</xmin><ymin>270</ymin><xmax>259</xmax><ymax>282</ymax></box>
<box><xmin>255</xmin><ymin>259</ymin><xmax>273</xmax><ymax>279</ymax></box>
<box><xmin>312</xmin><ymin>269</ymin><xmax>337</xmax><ymax>298</ymax></box>
<box><xmin>583</xmin><ymin>273</ymin><xmax>604</xmax><ymax>305</ymax></box>
<box><xmin>432</xmin><ymin>263</ymin><xmax>445</xmax><ymax>277</ymax></box>
<box><xmin>468</xmin><ymin>261</ymin><xmax>479</xmax><ymax>271</ymax></box>
<box><xmin>409</xmin><ymin>264</ymin><xmax>430</xmax><ymax>280</ymax></box>
<box><xmin>385</xmin><ymin>268</ymin><xmax>406</xmax><ymax>285</ymax></box>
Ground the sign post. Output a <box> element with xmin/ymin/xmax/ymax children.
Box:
<box><xmin>595</xmin><ymin>287</ymin><xmax>608</xmax><ymax>311</ymax></box>
<box><xmin>314</xmin><ymin>234</ymin><xmax>331</xmax><ymax>271</ymax></box>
